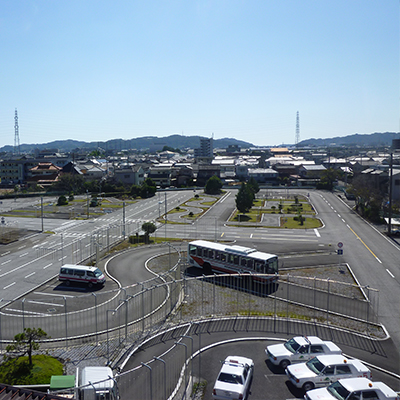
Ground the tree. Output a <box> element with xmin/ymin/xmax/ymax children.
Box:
<box><xmin>317</xmin><ymin>168</ymin><xmax>341</xmax><ymax>191</ymax></box>
<box><xmin>57</xmin><ymin>195</ymin><xmax>68</xmax><ymax>206</ymax></box>
<box><xmin>247</xmin><ymin>177</ymin><xmax>260</xmax><ymax>196</ymax></box>
<box><xmin>6</xmin><ymin>328</ymin><xmax>48</xmax><ymax>367</ymax></box>
<box><xmin>140</xmin><ymin>178</ymin><xmax>157</xmax><ymax>198</ymax></box>
<box><xmin>236</xmin><ymin>182</ymin><xmax>254</xmax><ymax>214</ymax></box>
<box><xmin>50</xmin><ymin>174</ymin><xmax>85</xmax><ymax>194</ymax></box>
<box><xmin>204</xmin><ymin>175</ymin><xmax>222</xmax><ymax>195</ymax></box>
<box><xmin>142</xmin><ymin>221</ymin><xmax>156</xmax><ymax>243</ymax></box>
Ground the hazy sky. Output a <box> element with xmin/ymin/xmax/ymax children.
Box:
<box><xmin>0</xmin><ymin>1</ymin><xmax>398</xmax><ymax>147</ymax></box>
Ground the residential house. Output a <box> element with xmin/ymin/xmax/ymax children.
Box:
<box><xmin>114</xmin><ymin>164</ymin><xmax>145</xmax><ymax>186</ymax></box>
<box><xmin>248</xmin><ymin>168</ymin><xmax>279</xmax><ymax>184</ymax></box>
<box><xmin>147</xmin><ymin>163</ymin><xmax>173</xmax><ymax>187</ymax></box>
<box><xmin>27</xmin><ymin>162</ymin><xmax>62</xmax><ymax>187</ymax></box>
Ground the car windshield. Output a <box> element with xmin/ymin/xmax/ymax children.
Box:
<box><xmin>284</xmin><ymin>338</ymin><xmax>301</xmax><ymax>353</ymax></box>
<box><xmin>94</xmin><ymin>268</ymin><xmax>103</xmax><ymax>277</ymax></box>
<box><xmin>306</xmin><ymin>358</ymin><xmax>325</xmax><ymax>374</ymax></box>
<box><xmin>327</xmin><ymin>381</ymin><xmax>351</xmax><ymax>400</ymax></box>
<box><xmin>218</xmin><ymin>372</ymin><xmax>243</xmax><ymax>385</ymax></box>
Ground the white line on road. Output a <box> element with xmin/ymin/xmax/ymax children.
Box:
<box><xmin>18</xmin><ymin>245</ymin><xmax>26</xmax><ymax>249</ymax></box>
<box><xmin>342</xmin><ymin>219</ymin><xmax>346</xmax><ymax>223</ymax></box>
<box><xmin>43</xmin><ymin>263</ymin><xmax>53</xmax><ymax>269</ymax></box>
<box><xmin>314</xmin><ymin>229</ymin><xmax>320</xmax><ymax>237</ymax></box>
<box><xmin>1</xmin><ymin>251</ymin><xmax>10</xmax><ymax>256</ymax></box>
<box><xmin>19</xmin><ymin>252</ymin><xmax>29</xmax><ymax>257</ymax></box>
<box><xmin>34</xmin><ymin>292</ymin><xmax>74</xmax><ymax>298</ymax></box>
<box><xmin>3</xmin><ymin>282</ymin><xmax>16</xmax><ymax>289</ymax></box>
<box><xmin>5</xmin><ymin>308</ymin><xmax>52</xmax><ymax>316</ymax></box>
<box><xmin>1</xmin><ymin>259</ymin><xmax>11</xmax><ymax>265</ymax></box>
<box><xmin>386</xmin><ymin>269</ymin><xmax>395</xmax><ymax>278</ymax></box>
<box><xmin>28</xmin><ymin>300</ymin><xmax>64</xmax><ymax>307</ymax></box>
<box><xmin>376</xmin><ymin>257</ymin><xmax>382</xmax><ymax>264</ymax></box>
<box><xmin>25</xmin><ymin>272</ymin><xmax>36</xmax><ymax>278</ymax></box>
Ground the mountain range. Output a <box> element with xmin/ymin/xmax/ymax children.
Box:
<box><xmin>1</xmin><ymin>132</ymin><xmax>399</xmax><ymax>153</ymax></box>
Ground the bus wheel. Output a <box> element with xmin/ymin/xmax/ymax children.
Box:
<box><xmin>203</xmin><ymin>263</ymin><xmax>212</xmax><ymax>275</ymax></box>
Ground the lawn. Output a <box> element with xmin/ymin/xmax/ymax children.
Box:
<box><xmin>0</xmin><ymin>355</ymin><xmax>64</xmax><ymax>385</ymax></box>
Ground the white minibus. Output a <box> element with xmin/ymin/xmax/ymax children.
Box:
<box><xmin>59</xmin><ymin>264</ymin><xmax>106</xmax><ymax>288</ymax></box>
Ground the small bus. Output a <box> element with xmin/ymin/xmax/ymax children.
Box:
<box><xmin>59</xmin><ymin>264</ymin><xmax>106</xmax><ymax>288</ymax></box>
<box><xmin>187</xmin><ymin>240</ymin><xmax>278</xmax><ymax>283</ymax></box>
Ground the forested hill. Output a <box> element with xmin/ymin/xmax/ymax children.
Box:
<box><xmin>299</xmin><ymin>132</ymin><xmax>400</xmax><ymax>147</ymax></box>
<box><xmin>0</xmin><ymin>135</ymin><xmax>253</xmax><ymax>153</ymax></box>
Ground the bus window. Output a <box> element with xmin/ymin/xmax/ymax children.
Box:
<box><xmin>233</xmin><ymin>255</ymin><xmax>239</xmax><ymax>265</ymax></box>
<box><xmin>247</xmin><ymin>259</ymin><xmax>254</xmax><ymax>269</ymax></box>
<box><xmin>189</xmin><ymin>245</ymin><xmax>196</xmax><ymax>255</ymax></box>
<box><xmin>208</xmin><ymin>249</ymin><xmax>214</xmax><ymax>259</ymax></box>
<box><xmin>215</xmin><ymin>251</ymin><xmax>220</xmax><ymax>260</ymax></box>
<box><xmin>196</xmin><ymin>247</ymin><xmax>203</xmax><ymax>256</ymax></box>
<box><xmin>221</xmin><ymin>253</ymin><xmax>226</xmax><ymax>262</ymax></box>
<box><xmin>269</xmin><ymin>259</ymin><xmax>278</xmax><ymax>273</ymax></box>
<box><xmin>255</xmin><ymin>263</ymin><xmax>262</xmax><ymax>273</ymax></box>
<box><xmin>240</xmin><ymin>257</ymin><xmax>247</xmax><ymax>267</ymax></box>
<box><xmin>228</xmin><ymin>254</ymin><xmax>234</xmax><ymax>264</ymax></box>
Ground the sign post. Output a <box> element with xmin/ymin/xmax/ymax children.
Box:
<box><xmin>337</xmin><ymin>242</ymin><xmax>344</xmax><ymax>269</ymax></box>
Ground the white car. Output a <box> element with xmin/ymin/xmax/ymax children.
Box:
<box><xmin>305</xmin><ymin>377</ymin><xmax>400</xmax><ymax>400</ymax></box>
<box><xmin>286</xmin><ymin>354</ymin><xmax>371</xmax><ymax>392</ymax></box>
<box><xmin>266</xmin><ymin>336</ymin><xmax>342</xmax><ymax>369</ymax></box>
<box><xmin>212</xmin><ymin>356</ymin><xmax>254</xmax><ymax>400</ymax></box>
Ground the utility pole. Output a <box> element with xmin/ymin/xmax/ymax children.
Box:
<box><xmin>14</xmin><ymin>108</ymin><xmax>20</xmax><ymax>155</ymax></box>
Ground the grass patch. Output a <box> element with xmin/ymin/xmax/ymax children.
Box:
<box><xmin>280</xmin><ymin>216</ymin><xmax>322</xmax><ymax>229</ymax></box>
<box><xmin>0</xmin><ymin>355</ymin><xmax>63</xmax><ymax>385</ymax></box>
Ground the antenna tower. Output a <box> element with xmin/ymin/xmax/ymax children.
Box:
<box><xmin>295</xmin><ymin>111</ymin><xmax>300</xmax><ymax>147</ymax></box>
<box><xmin>14</xmin><ymin>108</ymin><xmax>20</xmax><ymax>155</ymax></box>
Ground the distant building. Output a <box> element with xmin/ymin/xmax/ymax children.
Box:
<box><xmin>27</xmin><ymin>162</ymin><xmax>62</xmax><ymax>187</ymax></box>
<box><xmin>248</xmin><ymin>168</ymin><xmax>279</xmax><ymax>184</ymax></box>
<box><xmin>147</xmin><ymin>163</ymin><xmax>174</xmax><ymax>187</ymax></box>
<box><xmin>194</xmin><ymin>137</ymin><xmax>213</xmax><ymax>163</ymax></box>
<box><xmin>114</xmin><ymin>164</ymin><xmax>145</xmax><ymax>186</ymax></box>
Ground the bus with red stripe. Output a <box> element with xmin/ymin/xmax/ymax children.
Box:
<box><xmin>187</xmin><ymin>240</ymin><xmax>278</xmax><ymax>283</ymax></box>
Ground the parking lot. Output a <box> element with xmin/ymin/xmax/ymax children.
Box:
<box><xmin>198</xmin><ymin>339</ymin><xmax>400</xmax><ymax>399</ymax></box>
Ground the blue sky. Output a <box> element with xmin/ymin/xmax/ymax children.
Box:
<box><xmin>0</xmin><ymin>0</ymin><xmax>398</xmax><ymax>147</ymax></box>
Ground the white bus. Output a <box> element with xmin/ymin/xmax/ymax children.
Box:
<box><xmin>187</xmin><ymin>240</ymin><xmax>278</xmax><ymax>283</ymax></box>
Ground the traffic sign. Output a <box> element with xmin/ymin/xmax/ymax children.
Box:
<box><xmin>337</xmin><ymin>242</ymin><xmax>343</xmax><ymax>248</ymax></box>
<box><xmin>337</xmin><ymin>249</ymin><xmax>343</xmax><ymax>255</ymax></box>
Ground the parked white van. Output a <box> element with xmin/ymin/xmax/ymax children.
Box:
<box><xmin>59</xmin><ymin>264</ymin><xmax>106</xmax><ymax>288</ymax></box>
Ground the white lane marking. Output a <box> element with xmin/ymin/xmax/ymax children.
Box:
<box><xmin>314</xmin><ymin>229</ymin><xmax>320</xmax><ymax>237</ymax></box>
<box><xmin>386</xmin><ymin>269</ymin><xmax>395</xmax><ymax>278</ymax></box>
<box><xmin>33</xmin><ymin>292</ymin><xmax>74</xmax><ymax>298</ymax></box>
<box><xmin>1</xmin><ymin>251</ymin><xmax>10</xmax><ymax>256</ymax></box>
<box><xmin>43</xmin><ymin>263</ymin><xmax>53</xmax><ymax>269</ymax></box>
<box><xmin>25</xmin><ymin>272</ymin><xmax>36</xmax><ymax>278</ymax></box>
<box><xmin>28</xmin><ymin>300</ymin><xmax>64</xmax><ymax>307</ymax></box>
<box><xmin>19</xmin><ymin>252</ymin><xmax>29</xmax><ymax>257</ymax></box>
<box><xmin>3</xmin><ymin>282</ymin><xmax>16</xmax><ymax>289</ymax></box>
<box><xmin>1</xmin><ymin>259</ymin><xmax>11</xmax><ymax>265</ymax></box>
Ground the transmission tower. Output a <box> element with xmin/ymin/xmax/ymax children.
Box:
<box><xmin>14</xmin><ymin>108</ymin><xmax>20</xmax><ymax>155</ymax></box>
<box><xmin>295</xmin><ymin>111</ymin><xmax>300</xmax><ymax>147</ymax></box>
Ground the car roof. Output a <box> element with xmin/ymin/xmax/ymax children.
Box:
<box><xmin>314</xmin><ymin>355</ymin><xmax>349</xmax><ymax>363</ymax></box>
<box><xmin>293</xmin><ymin>336</ymin><xmax>324</xmax><ymax>345</ymax></box>
<box><xmin>338</xmin><ymin>377</ymin><xmax>396</xmax><ymax>393</ymax></box>
<box><xmin>314</xmin><ymin>355</ymin><xmax>367</xmax><ymax>369</ymax></box>
<box><xmin>220</xmin><ymin>356</ymin><xmax>253</xmax><ymax>374</ymax></box>
<box><xmin>60</xmin><ymin>264</ymin><xmax>98</xmax><ymax>272</ymax></box>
